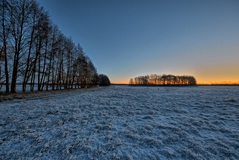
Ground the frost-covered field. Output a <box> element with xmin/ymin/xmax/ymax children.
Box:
<box><xmin>1</xmin><ymin>86</ymin><xmax>239</xmax><ymax>159</ymax></box>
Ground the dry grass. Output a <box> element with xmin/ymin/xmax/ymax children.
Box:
<box><xmin>0</xmin><ymin>87</ymin><xmax>95</xmax><ymax>102</ymax></box>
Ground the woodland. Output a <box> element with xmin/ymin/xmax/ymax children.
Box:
<box><xmin>130</xmin><ymin>74</ymin><xmax>197</xmax><ymax>86</ymax></box>
<box><xmin>0</xmin><ymin>0</ymin><xmax>103</xmax><ymax>93</ymax></box>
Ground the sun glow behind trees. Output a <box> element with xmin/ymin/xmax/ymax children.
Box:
<box><xmin>34</xmin><ymin>0</ymin><xmax>239</xmax><ymax>84</ymax></box>
<box><xmin>130</xmin><ymin>74</ymin><xmax>197</xmax><ymax>86</ymax></box>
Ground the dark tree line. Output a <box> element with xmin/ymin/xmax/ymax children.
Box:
<box><xmin>130</xmin><ymin>74</ymin><xmax>197</xmax><ymax>86</ymax></box>
<box><xmin>0</xmin><ymin>0</ymin><xmax>99</xmax><ymax>93</ymax></box>
<box><xmin>98</xmin><ymin>74</ymin><xmax>110</xmax><ymax>86</ymax></box>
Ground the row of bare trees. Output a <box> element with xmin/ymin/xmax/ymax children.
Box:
<box><xmin>129</xmin><ymin>74</ymin><xmax>197</xmax><ymax>86</ymax></box>
<box><xmin>0</xmin><ymin>0</ymin><xmax>98</xmax><ymax>93</ymax></box>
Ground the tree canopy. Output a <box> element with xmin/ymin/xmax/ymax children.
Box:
<box><xmin>130</xmin><ymin>74</ymin><xmax>197</xmax><ymax>86</ymax></box>
<box><xmin>0</xmin><ymin>0</ymin><xmax>99</xmax><ymax>93</ymax></box>
<box><xmin>99</xmin><ymin>74</ymin><xmax>111</xmax><ymax>86</ymax></box>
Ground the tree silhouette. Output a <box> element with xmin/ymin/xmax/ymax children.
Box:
<box><xmin>130</xmin><ymin>74</ymin><xmax>197</xmax><ymax>86</ymax></box>
<box><xmin>0</xmin><ymin>0</ymin><xmax>99</xmax><ymax>93</ymax></box>
<box><xmin>99</xmin><ymin>74</ymin><xmax>110</xmax><ymax>86</ymax></box>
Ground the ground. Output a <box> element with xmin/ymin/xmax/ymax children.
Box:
<box><xmin>0</xmin><ymin>86</ymin><xmax>239</xmax><ymax>159</ymax></box>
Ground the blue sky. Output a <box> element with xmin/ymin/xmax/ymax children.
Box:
<box><xmin>37</xmin><ymin>0</ymin><xmax>239</xmax><ymax>84</ymax></box>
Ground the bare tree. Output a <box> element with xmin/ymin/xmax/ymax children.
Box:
<box><xmin>0</xmin><ymin>0</ymin><xmax>11</xmax><ymax>93</ymax></box>
<box><xmin>132</xmin><ymin>74</ymin><xmax>197</xmax><ymax>86</ymax></box>
<box><xmin>1</xmin><ymin>0</ymin><xmax>99</xmax><ymax>93</ymax></box>
<box><xmin>9</xmin><ymin>0</ymin><xmax>34</xmax><ymax>93</ymax></box>
<box><xmin>129</xmin><ymin>78</ymin><xmax>134</xmax><ymax>85</ymax></box>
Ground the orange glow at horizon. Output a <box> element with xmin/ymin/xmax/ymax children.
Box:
<box><xmin>196</xmin><ymin>77</ymin><xmax>239</xmax><ymax>85</ymax></box>
<box><xmin>112</xmin><ymin>79</ymin><xmax>239</xmax><ymax>85</ymax></box>
<box><xmin>111</xmin><ymin>76</ymin><xmax>239</xmax><ymax>85</ymax></box>
<box><xmin>194</xmin><ymin>61</ymin><xmax>239</xmax><ymax>84</ymax></box>
<box><xmin>111</xmin><ymin>60</ymin><xmax>239</xmax><ymax>85</ymax></box>
<box><xmin>111</xmin><ymin>78</ymin><xmax>130</xmax><ymax>84</ymax></box>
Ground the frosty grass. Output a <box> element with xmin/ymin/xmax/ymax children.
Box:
<box><xmin>1</xmin><ymin>86</ymin><xmax>239</xmax><ymax>159</ymax></box>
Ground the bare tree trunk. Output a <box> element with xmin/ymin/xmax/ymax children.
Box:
<box><xmin>1</xmin><ymin>0</ymin><xmax>10</xmax><ymax>93</ymax></box>
<box><xmin>51</xmin><ymin>56</ymin><xmax>55</xmax><ymax>90</ymax></box>
<box><xmin>22</xmin><ymin>25</ymin><xmax>35</xmax><ymax>92</ymax></box>
<box><xmin>30</xmin><ymin>58</ymin><xmax>37</xmax><ymax>92</ymax></box>
<box><xmin>11</xmin><ymin>1</ymin><xmax>27</xmax><ymax>93</ymax></box>
<box><xmin>11</xmin><ymin>48</ymin><xmax>19</xmax><ymax>93</ymax></box>
<box><xmin>31</xmin><ymin>42</ymin><xmax>41</xmax><ymax>92</ymax></box>
<box><xmin>37</xmin><ymin>47</ymin><xmax>41</xmax><ymax>91</ymax></box>
<box><xmin>40</xmin><ymin>40</ymin><xmax>48</xmax><ymax>91</ymax></box>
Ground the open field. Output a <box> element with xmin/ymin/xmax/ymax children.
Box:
<box><xmin>1</xmin><ymin>86</ymin><xmax>239</xmax><ymax>159</ymax></box>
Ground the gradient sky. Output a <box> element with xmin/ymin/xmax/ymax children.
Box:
<box><xmin>37</xmin><ymin>0</ymin><xmax>239</xmax><ymax>84</ymax></box>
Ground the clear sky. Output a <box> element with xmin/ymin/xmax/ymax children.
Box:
<box><xmin>37</xmin><ymin>0</ymin><xmax>239</xmax><ymax>84</ymax></box>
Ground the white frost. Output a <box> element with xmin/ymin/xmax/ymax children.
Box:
<box><xmin>0</xmin><ymin>86</ymin><xmax>239</xmax><ymax>159</ymax></box>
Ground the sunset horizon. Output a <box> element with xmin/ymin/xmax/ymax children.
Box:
<box><xmin>111</xmin><ymin>76</ymin><xmax>239</xmax><ymax>85</ymax></box>
<box><xmin>36</xmin><ymin>0</ymin><xmax>239</xmax><ymax>85</ymax></box>
<box><xmin>1</xmin><ymin>0</ymin><xmax>239</xmax><ymax>159</ymax></box>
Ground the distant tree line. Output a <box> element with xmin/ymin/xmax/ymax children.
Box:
<box><xmin>129</xmin><ymin>74</ymin><xmax>197</xmax><ymax>86</ymax></box>
<box><xmin>0</xmin><ymin>0</ymin><xmax>106</xmax><ymax>93</ymax></box>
